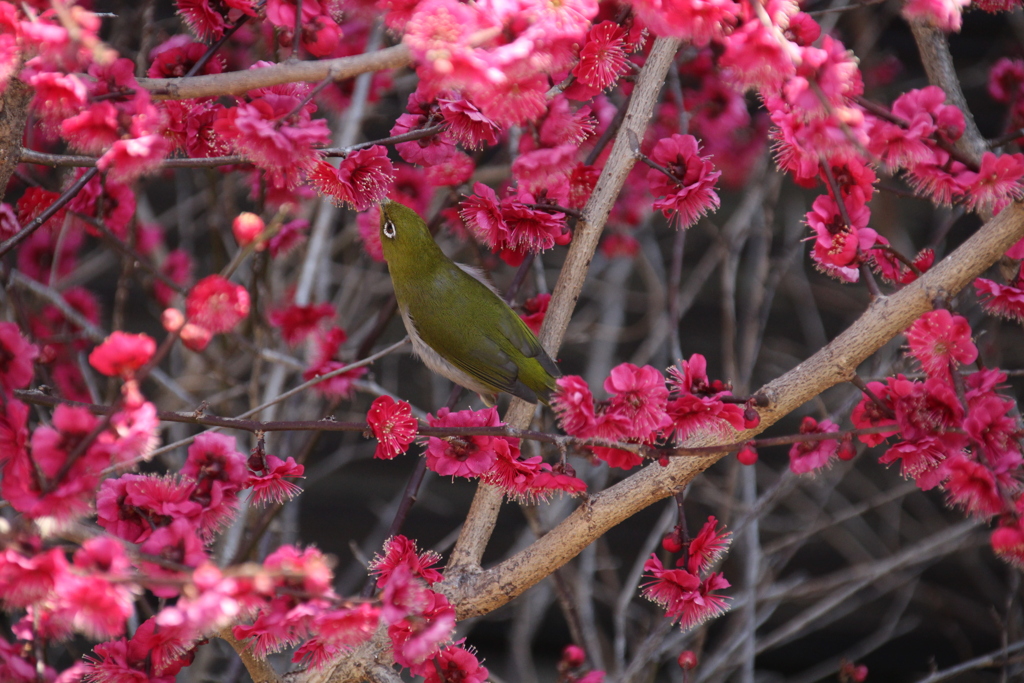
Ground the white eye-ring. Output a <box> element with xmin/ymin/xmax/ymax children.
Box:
<box><xmin>383</xmin><ymin>219</ymin><xmax>397</xmax><ymax>239</ymax></box>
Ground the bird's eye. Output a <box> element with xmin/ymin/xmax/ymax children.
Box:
<box><xmin>383</xmin><ymin>219</ymin><xmax>396</xmax><ymax>239</ymax></box>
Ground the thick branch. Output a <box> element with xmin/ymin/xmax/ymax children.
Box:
<box><xmin>446</xmin><ymin>201</ymin><xmax>1024</xmax><ymax>619</ymax></box>
<box><xmin>138</xmin><ymin>44</ymin><xmax>410</xmax><ymax>100</ymax></box>
<box><xmin>0</xmin><ymin>78</ymin><xmax>32</xmax><ymax>203</ymax></box>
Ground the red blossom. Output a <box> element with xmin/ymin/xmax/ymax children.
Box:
<box><xmin>185</xmin><ymin>275</ymin><xmax>250</xmax><ymax>334</ymax></box>
<box><xmin>685</xmin><ymin>516</ymin><xmax>732</xmax><ymax>575</ymax></box>
<box><xmin>519</xmin><ymin>292</ymin><xmax>551</xmax><ymax>335</ymax></box>
<box><xmin>269</xmin><ymin>302</ymin><xmax>336</xmax><ymax>346</ymax></box>
<box><xmin>905</xmin><ymin>309</ymin><xmax>977</xmax><ymax>379</ymax></box>
<box><xmin>641</xmin><ymin>554</ymin><xmax>731</xmax><ymax>631</ymax></box>
<box><xmin>369</xmin><ymin>535</ymin><xmax>445</xmax><ymax>589</ymax></box>
<box><xmin>232</xmin><ymin>212</ymin><xmax>265</xmax><ymax>247</ymax></box>
<box><xmin>944</xmin><ymin>455</ymin><xmax>1005</xmax><ymax>517</ymax></box>
<box><xmin>302</xmin><ymin>327</ymin><xmax>367</xmax><ymax>399</ymax></box>
<box><xmin>88</xmin><ymin>331</ymin><xmax>156</xmax><ymax>378</ymax></box>
<box><xmin>308</xmin><ymin>146</ymin><xmax>396</xmax><ymax>210</ymax></box>
<box><xmin>367</xmin><ymin>396</ymin><xmax>419</xmax><ymax>460</ymax></box>
<box><xmin>736</xmin><ymin>441</ymin><xmax>759</xmax><ymax>466</ymax></box>
<box><xmin>0</xmin><ymin>322</ymin><xmax>39</xmax><ymax>393</ymax></box>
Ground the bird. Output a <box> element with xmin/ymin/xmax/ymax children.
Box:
<box><xmin>378</xmin><ymin>199</ymin><xmax>560</xmax><ymax>406</ymax></box>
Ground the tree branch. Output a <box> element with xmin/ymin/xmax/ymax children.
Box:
<box><xmin>138</xmin><ymin>44</ymin><xmax>411</xmax><ymax>100</ymax></box>
<box><xmin>445</xmin><ymin>200</ymin><xmax>1024</xmax><ymax>620</ymax></box>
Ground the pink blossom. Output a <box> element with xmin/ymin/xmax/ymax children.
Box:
<box><xmin>214</xmin><ymin>91</ymin><xmax>331</xmax><ymax>187</ymax></box>
<box><xmin>126</xmin><ymin>616</ymin><xmax>198</xmax><ymax>677</ymax></box>
<box><xmin>421</xmin><ymin>644</ymin><xmax>489</xmax><ymax>683</ymax></box>
<box><xmin>519</xmin><ymin>292</ymin><xmax>551</xmax><ymax>335</ymax></box>
<box><xmin>572</xmin><ymin>21</ymin><xmax>630</xmax><ymax>91</ymax></box>
<box><xmin>268</xmin><ymin>218</ymin><xmax>309</xmax><ymax>257</ymax></box>
<box><xmin>367</xmin><ymin>396</ymin><xmax>419</xmax><ymax>460</ymax></box>
<box><xmin>139</xmin><ymin>519</ymin><xmax>209</xmax><ymax>597</ymax></box>
<box><xmin>788</xmin><ymin>416</ymin><xmax>840</xmax><ymax>475</ymax></box>
<box><xmin>60</xmin><ymin>101</ymin><xmax>121</xmax><ymax>154</ymax></box>
<box><xmin>249</xmin><ymin>454</ymin><xmax>305</xmax><ymax>506</ymax></box>
<box><xmin>96</xmin><ymin>473</ymin><xmax>199</xmax><ymax>544</ymax></box>
<box><xmin>474</xmin><ymin>74</ymin><xmax>551</xmax><ymax>128</ymax></box>
<box><xmin>0</xmin><ymin>545</ymin><xmax>69</xmax><ymax>608</ymax></box>
<box><xmin>297</xmin><ymin>603</ymin><xmax>380</xmax><ymax>668</ymax></box>
<box><xmin>176</xmin><ymin>0</ymin><xmax>231</xmax><ymax>40</ymax></box>
<box><xmin>631</xmin><ymin>0</ymin><xmax>740</xmax><ymax>45</ymax></box>
<box><xmin>958</xmin><ymin>152</ymin><xmax>1024</xmax><ymax>214</ymax></box>
<box><xmin>66</xmin><ymin>170</ymin><xmax>137</xmax><ymax>241</ymax></box>
<box><xmin>988</xmin><ymin>58</ymin><xmax>1024</xmax><ymax>104</ymax></box>
<box><xmin>513</xmin><ymin>145</ymin><xmax>578</xmax><ymax>202</ymax></box>
<box><xmin>461</xmin><ymin>183</ymin><xmax>508</xmax><ymax>250</ymax></box>
<box><xmin>425</xmin><ymin>406</ymin><xmax>518</xmax><ymax>478</ymax></box>
<box><xmin>869</xmin><ymin>246</ymin><xmax>934</xmax><ymax>284</ymax></box>
<box><xmin>88</xmin><ymin>331</ymin><xmax>156</xmax><ymax>378</ymax></box>
<box><xmin>665</xmin><ymin>356</ymin><xmax>745</xmax><ymax>441</ymax></box>
<box><xmin>552</xmin><ymin>375</ymin><xmax>599</xmax><ymax>437</ymax></box>
<box><xmin>0</xmin><ymin>3</ymin><xmax>18</xmax><ymax>95</ymax></box>
<box><xmin>806</xmin><ymin>192</ymin><xmax>878</xmax><ymax>278</ymax></box>
<box><xmin>975</xmin><ymin>276</ymin><xmax>1024</xmax><ymax>322</ymax></box>
<box><xmin>97</xmin><ymin>134</ymin><xmax>173</xmax><ymax>182</ymax></box>
<box><xmin>500</xmin><ymin>198</ymin><xmax>570</xmax><ymax>253</ymax></box>
<box><xmin>265</xmin><ymin>544</ymin><xmax>333</xmax><ymax>597</ymax></box>
<box><xmin>850</xmin><ymin>381</ymin><xmax>899</xmax><ymax>446</ymax></box>
<box><xmin>148</xmin><ymin>38</ymin><xmax>226</xmax><ymax>78</ymax></box>
<box><xmin>28</xmin><ymin>71</ymin><xmax>87</xmax><ymax>130</ymax></box>
<box><xmin>439</xmin><ymin>94</ymin><xmax>501</xmax><ymax>148</ymax></box>
<box><xmin>647</xmin><ymin>134</ymin><xmax>721</xmax><ymax>228</ymax></box>
<box><xmin>901</xmin><ymin>0</ymin><xmax>970</xmax><ymax>32</ymax></box>
<box><xmin>388</xmin><ymin>591</ymin><xmax>457</xmax><ymax>667</ymax></box>
<box><xmin>719</xmin><ymin>18</ymin><xmax>798</xmax><ymax>92</ymax></box>
<box><xmin>2</xmin><ymin>405</ymin><xmax>110</xmax><ymax>522</ymax></box>
<box><xmin>422</xmin><ymin>151</ymin><xmax>473</xmax><ymax>186</ymax></box>
<box><xmin>603</xmin><ymin>363</ymin><xmax>672</xmax><ymax>440</ymax></box>
<box><xmin>992</xmin><ymin>516</ymin><xmax>1024</xmax><ymax>569</ymax></box>
<box><xmin>965</xmin><ymin>394</ymin><xmax>1020</xmax><ymax>460</ymax></box>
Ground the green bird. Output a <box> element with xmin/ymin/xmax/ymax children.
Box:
<box><xmin>378</xmin><ymin>200</ymin><xmax>560</xmax><ymax>406</ymax></box>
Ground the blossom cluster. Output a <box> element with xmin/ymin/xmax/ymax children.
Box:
<box><xmin>643</xmin><ymin>516</ymin><xmax>733</xmax><ymax>631</ymax></box>
<box><xmin>849</xmin><ymin>310</ymin><xmax>1024</xmax><ymax>567</ymax></box>
<box><xmin>551</xmin><ymin>355</ymin><xmax>757</xmax><ymax>470</ymax></box>
<box><xmin>367</xmin><ymin>399</ymin><xmax>589</xmax><ymax>501</ymax></box>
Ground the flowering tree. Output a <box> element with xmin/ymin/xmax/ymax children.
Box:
<box><xmin>3</xmin><ymin>0</ymin><xmax>1024</xmax><ymax>681</ymax></box>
